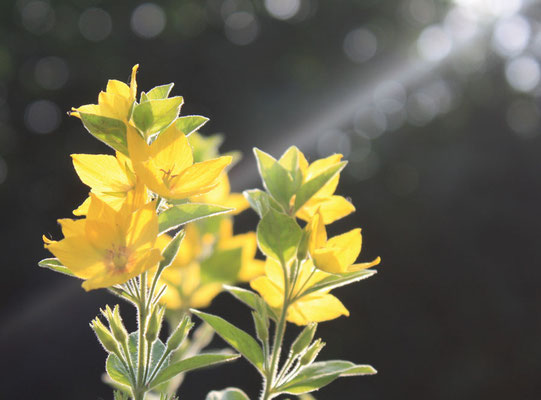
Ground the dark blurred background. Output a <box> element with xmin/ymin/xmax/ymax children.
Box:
<box><xmin>2</xmin><ymin>0</ymin><xmax>541</xmax><ymax>398</ymax></box>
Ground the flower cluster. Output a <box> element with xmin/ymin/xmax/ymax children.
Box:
<box><xmin>39</xmin><ymin>66</ymin><xmax>381</xmax><ymax>400</ymax></box>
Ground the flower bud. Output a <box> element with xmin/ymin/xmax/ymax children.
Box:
<box><xmin>145</xmin><ymin>305</ymin><xmax>165</xmax><ymax>344</ymax></box>
<box><xmin>90</xmin><ymin>317</ymin><xmax>119</xmax><ymax>354</ymax></box>
<box><xmin>101</xmin><ymin>305</ymin><xmax>128</xmax><ymax>344</ymax></box>
<box><xmin>291</xmin><ymin>322</ymin><xmax>317</xmax><ymax>356</ymax></box>
<box><xmin>297</xmin><ymin>229</ymin><xmax>310</xmax><ymax>261</ymax></box>
<box><xmin>299</xmin><ymin>338</ymin><xmax>325</xmax><ymax>366</ymax></box>
<box><xmin>166</xmin><ymin>314</ymin><xmax>194</xmax><ymax>352</ymax></box>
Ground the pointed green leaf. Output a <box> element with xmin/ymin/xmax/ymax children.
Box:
<box><xmin>191</xmin><ymin>310</ymin><xmax>264</xmax><ymax>371</ymax></box>
<box><xmin>276</xmin><ymin>361</ymin><xmax>376</xmax><ymax>395</ymax></box>
<box><xmin>243</xmin><ymin>189</ymin><xmax>285</xmax><ymax>218</ymax></box>
<box><xmin>257</xmin><ymin>208</ymin><xmax>302</xmax><ymax>265</ymax></box>
<box><xmin>253</xmin><ymin>148</ymin><xmax>296</xmax><ymax>208</ymax></box>
<box><xmin>200</xmin><ymin>247</ymin><xmax>242</xmax><ymax>284</ymax></box>
<box><xmin>176</xmin><ymin>115</ymin><xmax>210</xmax><ymax>136</ymax></box>
<box><xmin>158</xmin><ymin>203</ymin><xmax>233</xmax><ymax>233</ymax></box>
<box><xmin>279</xmin><ymin>146</ymin><xmax>303</xmax><ymax>190</ymax></box>
<box><xmin>132</xmin><ymin>96</ymin><xmax>184</xmax><ymax>137</ymax></box>
<box><xmin>300</xmin><ymin>270</ymin><xmax>377</xmax><ymax>298</ymax></box>
<box><xmin>106</xmin><ymin>353</ymin><xmax>132</xmax><ymax>388</ymax></box>
<box><xmin>156</xmin><ymin>229</ymin><xmax>185</xmax><ymax>276</ymax></box>
<box><xmin>206</xmin><ymin>388</ymin><xmax>250</xmax><ymax>400</ymax></box>
<box><xmin>78</xmin><ymin>113</ymin><xmax>128</xmax><ymax>155</ymax></box>
<box><xmin>293</xmin><ymin>162</ymin><xmax>347</xmax><ymax>212</ymax></box>
<box><xmin>188</xmin><ymin>132</ymin><xmax>224</xmax><ymax>162</ymax></box>
<box><xmin>38</xmin><ymin>258</ymin><xmax>76</xmax><ymax>277</ymax></box>
<box><xmin>149</xmin><ymin>353</ymin><xmax>240</xmax><ymax>389</ymax></box>
<box><xmin>223</xmin><ymin>285</ymin><xmax>279</xmax><ymax>321</ymax></box>
<box><xmin>145</xmin><ymin>83</ymin><xmax>174</xmax><ymax>100</ymax></box>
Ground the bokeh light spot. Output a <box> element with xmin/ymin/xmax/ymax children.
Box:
<box><xmin>417</xmin><ymin>25</ymin><xmax>452</xmax><ymax>62</ymax></box>
<box><xmin>34</xmin><ymin>57</ymin><xmax>69</xmax><ymax>90</ymax></box>
<box><xmin>131</xmin><ymin>3</ymin><xmax>166</xmax><ymax>39</ymax></box>
<box><xmin>343</xmin><ymin>28</ymin><xmax>377</xmax><ymax>64</ymax></box>
<box><xmin>317</xmin><ymin>130</ymin><xmax>351</xmax><ymax>158</ymax></box>
<box><xmin>492</xmin><ymin>15</ymin><xmax>530</xmax><ymax>58</ymax></box>
<box><xmin>406</xmin><ymin>92</ymin><xmax>438</xmax><ymax>126</ymax></box>
<box><xmin>24</xmin><ymin>100</ymin><xmax>60</xmax><ymax>134</ymax></box>
<box><xmin>225</xmin><ymin>12</ymin><xmax>259</xmax><ymax>45</ymax></box>
<box><xmin>264</xmin><ymin>0</ymin><xmax>301</xmax><ymax>21</ymax></box>
<box><xmin>21</xmin><ymin>0</ymin><xmax>55</xmax><ymax>34</ymax></box>
<box><xmin>373</xmin><ymin>81</ymin><xmax>406</xmax><ymax>114</ymax></box>
<box><xmin>79</xmin><ymin>8</ymin><xmax>112</xmax><ymax>42</ymax></box>
<box><xmin>505</xmin><ymin>56</ymin><xmax>540</xmax><ymax>93</ymax></box>
<box><xmin>354</xmin><ymin>107</ymin><xmax>387</xmax><ymax>139</ymax></box>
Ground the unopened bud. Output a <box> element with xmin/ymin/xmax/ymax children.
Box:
<box><xmin>299</xmin><ymin>338</ymin><xmax>325</xmax><ymax>366</ymax></box>
<box><xmin>291</xmin><ymin>322</ymin><xmax>317</xmax><ymax>356</ymax></box>
<box><xmin>91</xmin><ymin>317</ymin><xmax>119</xmax><ymax>354</ymax></box>
<box><xmin>252</xmin><ymin>311</ymin><xmax>268</xmax><ymax>342</ymax></box>
<box><xmin>146</xmin><ymin>305</ymin><xmax>165</xmax><ymax>344</ymax></box>
<box><xmin>166</xmin><ymin>315</ymin><xmax>193</xmax><ymax>352</ymax></box>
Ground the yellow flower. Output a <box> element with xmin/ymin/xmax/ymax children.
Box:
<box><xmin>158</xmin><ymin>262</ymin><xmax>222</xmax><ymax>310</ymax></box>
<box><xmin>307</xmin><ymin>210</ymin><xmax>380</xmax><ymax>274</ymax></box>
<box><xmin>71</xmin><ymin>152</ymin><xmax>136</xmax><ymax>216</ymax></box>
<box><xmin>127</xmin><ymin>124</ymin><xmax>232</xmax><ymax>200</ymax></box>
<box><xmin>295</xmin><ymin>153</ymin><xmax>355</xmax><ymax>225</ymax></box>
<box><xmin>251</xmin><ymin>258</ymin><xmax>349</xmax><ymax>326</ymax></box>
<box><xmin>43</xmin><ymin>187</ymin><xmax>162</xmax><ymax>291</ymax></box>
<box><xmin>191</xmin><ymin>173</ymin><xmax>249</xmax><ymax>215</ymax></box>
<box><xmin>217</xmin><ymin>218</ymin><xmax>265</xmax><ymax>281</ymax></box>
<box><xmin>71</xmin><ymin>65</ymin><xmax>138</xmax><ymax>123</ymax></box>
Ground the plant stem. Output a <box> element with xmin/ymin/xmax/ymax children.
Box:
<box><xmin>136</xmin><ymin>273</ymin><xmax>148</xmax><ymax>395</ymax></box>
<box><xmin>260</xmin><ymin>261</ymin><xmax>291</xmax><ymax>400</ymax></box>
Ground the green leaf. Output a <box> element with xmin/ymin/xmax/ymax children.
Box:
<box><xmin>176</xmin><ymin>115</ymin><xmax>209</xmax><ymax>136</ymax></box>
<box><xmin>300</xmin><ymin>270</ymin><xmax>377</xmax><ymax>298</ymax></box>
<box><xmin>38</xmin><ymin>258</ymin><xmax>76</xmax><ymax>277</ymax></box>
<box><xmin>253</xmin><ymin>148</ymin><xmax>296</xmax><ymax>208</ymax></box>
<box><xmin>276</xmin><ymin>361</ymin><xmax>376</xmax><ymax>395</ymax></box>
<box><xmin>191</xmin><ymin>310</ymin><xmax>264</xmax><ymax>371</ymax></box>
<box><xmin>132</xmin><ymin>96</ymin><xmax>184</xmax><ymax>137</ymax></box>
<box><xmin>257</xmin><ymin>208</ymin><xmax>302</xmax><ymax>265</ymax></box>
<box><xmin>158</xmin><ymin>203</ymin><xmax>233</xmax><ymax>233</ymax></box>
<box><xmin>106</xmin><ymin>353</ymin><xmax>132</xmax><ymax>388</ymax></box>
<box><xmin>223</xmin><ymin>285</ymin><xmax>279</xmax><ymax>321</ymax></box>
<box><xmin>78</xmin><ymin>113</ymin><xmax>128</xmax><ymax>155</ymax></box>
<box><xmin>243</xmin><ymin>189</ymin><xmax>270</xmax><ymax>218</ymax></box>
<box><xmin>206</xmin><ymin>388</ymin><xmax>250</xmax><ymax>400</ymax></box>
<box><xmin>156</xmin><ymin>229</ymin><xmax>185</xmax><ymax>276</ymax></box>
<box><xmin>149</xmin><ymin>353</ymin><xmax>240</xmax><ymax>389</ymax></box>
<box><xmin>279</xmin><ymin>146</ymin><xmax>303</xmax><ymax>190</ymax></box>
<box><xmin>200</xmin><ymin>247</ymin><xmax>242</xmax><ymax>284</ymax></box>
<box><xmin>293</xmin><ymin>162</ymin><xmax>346</xmax><ymax>212</ymax></box>
<box><xmin>145</xmin><ymin>83</ymin><xmax>174</xmax><ymax>100</ymax></box>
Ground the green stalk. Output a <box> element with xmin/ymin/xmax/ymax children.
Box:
<box><xmin>136</xmin><ymin>272</ymin><xmax>149</xmax><ymax>398</ymax></box>
<box><xmin>260</xmin><ymin>261</ymin><xmax>291</xmax><ymax>400</ymax></box>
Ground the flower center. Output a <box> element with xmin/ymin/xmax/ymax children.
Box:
<box><xmin>105</xmin><ymin>244</ymin><xmax>130</xmax><ymax>272</ymax></box>
<box><xmin>160</xmin><ymin>166</ymin><xmax>179</xmax><ymax>189</ymax></box>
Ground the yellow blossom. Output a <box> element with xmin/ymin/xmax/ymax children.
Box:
<box><xmin>43</xmin><ymin>187</ymin><xmax>162</xmax><ymax>291</ymax></box>
<box><xmin>295</xmin><ymin>153</ymin><xmax>355</xmax><ymax>225</ymax></box>
<box><xmin>71</xmin><ymin>152</ymin><xmax>137</xmax><ymax>215</ymax></box>
<box><xmin>70</xmin><ymin>65</ymin><xmax>138</xmax><ymax>123</ymax></box>
<box><xmin>127</xmin><ymin>124</ymin><xmax>231</xmax><ymax>200</ymax></box>
<box><xmin>159</xmin><ymin>262</ymin><xmax>222</xmax><ymax>310</ymax></box>
<box><xmin>251</xmin><ymin>258</ymin><xmax>349</xmax><ymax>326</ymax></box>
<box><xmin>307</xmin><ymin>210</ymin><xmax>380</xmax><ymax>274</ymax></box>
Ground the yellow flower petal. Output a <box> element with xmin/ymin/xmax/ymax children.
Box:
<box><xmin>325</xmin><ymin>228</ymin><xmax>362</xmax><ymax>268</ymax></box>
<box><xmin>288</xmin><ymin>294</ymin><xmax>349</xmax><ymax>326</ymax></box>
<box><xmin>297</xmin><ymin>195</ymin><xmax>355</xmax><ymax>224</ymax></box>
<box><xmin>250</xmin><ymin>276</ymin><xmax>283</xmax><ymax>308</ymax></box>
<box><xmin>106</xmin><ymin>79</ymin><xmax>130</xmax><ymax>99</ymax></box>
<box><xmin>348</xmin><ymin>256</ymin><xmax>381</xmax><ymax>272</ymax></box>
<box><xmin>169</xmin><ymin>156</ymin><xmax>232</xmax><ymax>198</ymax></box>
<box><xmin>150</xmin><ymin>125</ymin><xmax>193</xmax><ymax>175</ymax></box>
<box><xmin>72</xmin><ymin>154</ymin><xmax>133</xmax><ymax>193</ymax></box>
